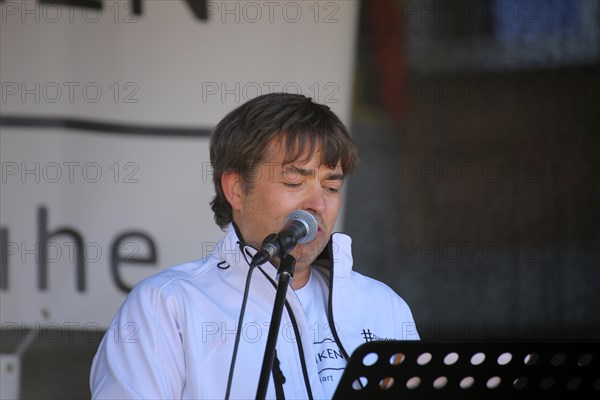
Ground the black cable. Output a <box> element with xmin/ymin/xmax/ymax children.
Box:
<box><xmin>224</xmin><ymin>254</ymin><xmax>257</xmax><ymax>400</ymax></box>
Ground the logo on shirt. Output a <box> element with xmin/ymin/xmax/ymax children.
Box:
<box><xmin>361</xmin><ymin>329</ymin><xmax>375</xmax><ymax>342</ymax></box>
<box><xmin>361</xmin><ymin>328</ymin><xmax>395</xmax><ymax>343</ymax></box>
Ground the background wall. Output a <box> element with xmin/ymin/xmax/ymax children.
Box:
<box><xmin>1</xmin><ymin>1</ymin><xmax>359</xmax><ymax>398</ymax></box>
<box><xmin>347</xmin><ymin>0</ymin><xmax>599</xmax><ymax>341</ymax></box>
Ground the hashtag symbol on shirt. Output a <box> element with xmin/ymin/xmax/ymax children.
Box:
<box><xmin>361</xmin><ymin>329</ymin><xmax>374</xmax><ymax>342</ymax></box>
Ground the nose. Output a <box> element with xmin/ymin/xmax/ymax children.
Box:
<box><xmin>302</xmin><ymin>182</ymin><xmax>326</xmax><ymax>216</ymax></box>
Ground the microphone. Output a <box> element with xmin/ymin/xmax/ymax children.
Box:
<box><xmin>250</xmin><ymin>210</ymin><xmax>318</xmax><ymax>267</ymax></box>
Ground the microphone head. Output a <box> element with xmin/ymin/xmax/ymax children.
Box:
<box><xmin>285</xmin><ymin>210</ymin><xmax>318</xmax><ymax>244</ymax></box>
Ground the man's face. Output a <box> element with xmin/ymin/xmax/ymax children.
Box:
<box><xmin>233</xmin><ymin>137</ymin><xmax>344</xmax><ymax>270</ymax></box>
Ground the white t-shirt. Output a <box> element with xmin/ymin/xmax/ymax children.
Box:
<box><xmin>294</xmin><ymin>268</ymin><xmax>346</xmax><ymax>399</ymax></box>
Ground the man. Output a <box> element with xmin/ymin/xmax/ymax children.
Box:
<box><xmin>90</xmin><ymin>93</ymin><xmax>419</xmax><ymax>399</ymax></box>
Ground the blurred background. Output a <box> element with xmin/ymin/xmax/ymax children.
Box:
<box><xmin>1</xmin><ymin>0</ymin><xmax>599</xmax><ymax>398</ymax></box>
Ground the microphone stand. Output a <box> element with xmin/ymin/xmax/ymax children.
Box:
<box><xmin>255</xmin><ymin>253</ymin><xmax>295</xmax><ymax>400</ymax></box>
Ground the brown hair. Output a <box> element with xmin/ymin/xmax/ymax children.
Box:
<box><xmin>209</xmin><ymin>93</ymin><xmax>359</xmax><ymax>229</ymax></box>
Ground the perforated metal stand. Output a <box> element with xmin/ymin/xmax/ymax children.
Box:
<box><xmin>333</xmin><ymin>341</ymin><xmax>599</xmax><ymax>399</ymax></box>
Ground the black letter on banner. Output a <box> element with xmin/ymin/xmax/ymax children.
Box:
<box><xmin>132</xmin><ymin>0</ymin><xmax>141</xmax><ymax>14</ymax></box>
<box><xmin>183</xmin><ymin>0</ymin><xmax>208</xmax><ymax>21</ymax></box>
<box><xmin>110</xmin><ymin>232</ymin><xmax>157</xmax><ymax>293</ymax></box>
<box><xmin>0</xmin><ymin>227</ymin><xmax>8</xmax><ymax>290</ymax></box>
<box><xmin>38</xmin><ymin>0</ymin><xmax>103</xmax><ymax>10</ymax></box>
<box><xmin>38</xmin><ymin>206</ymin><xmax>86</xmax><ymax>291</ymax></box>
<box><xmin>131</xmin><ymin>0</ymin><xmax>207</xmax><ymax>20</ymax></box>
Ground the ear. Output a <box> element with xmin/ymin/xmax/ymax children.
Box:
<box><xmin>221</xmin><ymin>171</ymin><xmax>243</xmax><ymax>211</ymax></box>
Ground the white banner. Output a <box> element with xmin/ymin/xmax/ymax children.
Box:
<box><xmin>0</xmin><ymin>0</ymin><xmax>359</xmax><ymax>328</ymax></box>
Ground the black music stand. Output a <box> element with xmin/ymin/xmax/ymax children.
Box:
<box><xmin>333</xmin><ymin>341</ymin><xmax>599</xmax><ymax>399</ymax></box>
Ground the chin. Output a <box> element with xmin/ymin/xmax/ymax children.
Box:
<box><xmin>293</xmin><ymin>240</ymin><xmax>327</xmax><ymax>267</ymax></box>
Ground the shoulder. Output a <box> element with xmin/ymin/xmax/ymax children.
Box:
<box><xmin>349</xmin><ymin>271</ymin><xmax>417</xmax><ymax>325</ymax></box>
<box><xmin>133</xmin><ymin>224</ymin><xmax>242</xmax><ymax>295</ymax></box>
<box><xmin>124</xmin><ymin>255</ymin><xmax>220</xmax><ymax>307</ymax></box>
<box><xmin>349</xmin><ymin>271</ymin><xmax>406</xmax><ymax>303</ymax></box>
<box><xmin>145</xmin><ymin>256</ymin><xmax>217</xmax><ymax>286</ymax></box>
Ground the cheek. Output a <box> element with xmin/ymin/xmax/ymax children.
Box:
<box><xmin>324</xmin><ymin>198</ymin><xmax>341</xmax><ymax>224</ymax></box>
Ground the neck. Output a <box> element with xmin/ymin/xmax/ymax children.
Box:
<box><xmin>290</xmin><ymin>264</ymin><xmax>311</xmax><ymax>290</ymax></box>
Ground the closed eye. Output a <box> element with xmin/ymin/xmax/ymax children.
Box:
<box><xmin>324</xmin><ymin>185</ymin><xmax>341</xmax><ymax>194</ymax></box>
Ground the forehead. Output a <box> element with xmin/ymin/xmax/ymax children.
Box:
<box><xmin>263</xmin><ymin>136</ymin><xmax>341</xmax><ymax>170</ymax></box>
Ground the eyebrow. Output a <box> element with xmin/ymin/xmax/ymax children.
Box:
<box><xmin>282</xmin><ymin>165</ymin><xmax>345</xmax><ymax>181</ymax></box>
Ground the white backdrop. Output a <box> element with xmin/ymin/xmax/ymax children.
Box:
<box><xmin>0</xmin><ymin>0</ymin><xmax>359</xmax><ymax>328</ymax></box>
